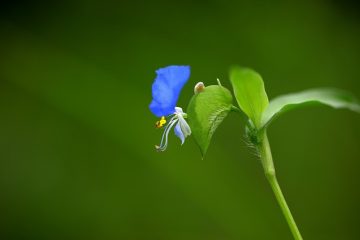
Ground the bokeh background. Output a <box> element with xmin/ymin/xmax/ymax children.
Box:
<box><xmin>0</xmin><ymin>0</ymin><xmax>359</xmax><ymax>239</ymax></box>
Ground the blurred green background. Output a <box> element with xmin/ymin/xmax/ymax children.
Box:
<box><xmin>0</xmin><ymin>0</ymin><xmax>359</xmax><ymax>239</ymax></box>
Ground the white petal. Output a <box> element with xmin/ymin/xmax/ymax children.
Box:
<box><xmin>178</xmin><ymin>115</ymin><xmax>191</xmax><ymax>138</ymax></box>
<box><xmin>174</xmin><ymin>123</ymin><xmax>185</xmax><ymax>145</ymax></box>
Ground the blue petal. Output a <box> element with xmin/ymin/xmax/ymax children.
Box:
<box><xmin>149</xmin><ymin>65</ymin><xmax>190</xmax><ymax>117</ymax></box>
<box><xmin>174</xmin><ymin>123</ymin><xmax>185</xmax><ymax>145</ymax></box>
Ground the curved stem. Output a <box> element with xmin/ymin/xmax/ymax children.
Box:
<box><xmin>258</xmin><ymin>132</ymin><xmax>303</xmax><ymax>240</ymax></box>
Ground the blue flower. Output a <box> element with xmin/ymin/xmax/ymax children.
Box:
<box><xmin>149</xmin><ymin>65</ymin><xmax>191</xmax><ymax>151</ymax></box>
<box><xmin>150</xmin><ymin>65</ymin><xmax>190</xmax><ymax>117</ymax></box>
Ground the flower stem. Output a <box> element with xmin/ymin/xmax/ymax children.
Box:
<box><xmin>258</xmin><ymin>131</ymin><xmax>303</xmax><ymax>240</ymax></box>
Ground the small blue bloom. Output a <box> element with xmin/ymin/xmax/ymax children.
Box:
<box><xmin>150</xmin><ymin>65</ymin><xmax>190</xmax><ymax>117</ymax></box>
<box><xmin>149</xmin><ymin>65</ymin><xmax>191</xmax><ymax>151</ymax></box>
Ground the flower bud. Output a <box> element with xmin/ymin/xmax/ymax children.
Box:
<box><xmin>194</xmin><ymin>82</ymin><xmax>205</xmax><ymax>94</ymax></box>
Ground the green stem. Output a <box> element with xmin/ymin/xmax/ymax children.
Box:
<box><xmin>258</xmin><ymin>131</ymin><xmax>303</xmax><ymax>240</ymax></box>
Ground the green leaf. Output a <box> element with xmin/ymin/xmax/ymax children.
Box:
<box><xmin>230</xmin><ymin>66</ymin><xmax>269</xmax><ymax>128</ymax></box>
<box><xmin>187</xmin><ymin>85</ymin><xmax>233</xmax><ymax>157</ymax></box>
<box><xmin>261</xmin><ymin>88</ymin><xmax>360</xmax><ymax>128</ymax></box>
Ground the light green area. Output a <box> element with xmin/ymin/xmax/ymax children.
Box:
<box><xmin>230</xmin><ymin>67</ymin><xmax>269</xmax><ymax>128</ymax></box>
<box><xmin>187</xmin><ymin>85</ymin><xmax>233</xmax><ymax>157</ymax></box>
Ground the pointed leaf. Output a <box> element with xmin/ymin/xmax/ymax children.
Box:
<box><xmin>230</xmin><ymin>66</ymin><xmax>269</xmax><ymax>128</ymax></box>
<box><xmin>187</xmin><ymin>85</ymin><xmax>233</xmax><ymax>157</ymax></box>
<box><xmin>261</xmin><ymin>88</ymin><xmax>360</xmax><ymax>128</ymax></box>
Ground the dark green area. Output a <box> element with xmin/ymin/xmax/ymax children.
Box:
<box><xmin>0</xmin><ymin>0</ymin><xmax>359</xmax><ymax>239</ymax></box>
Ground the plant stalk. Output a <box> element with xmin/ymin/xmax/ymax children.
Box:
<box><xmin>258</xmin><ymin>131</ymin><xmax>303</xmax><ymax>240</ymax></box>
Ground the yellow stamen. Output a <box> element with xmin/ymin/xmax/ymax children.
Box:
<box><xmin>155</xmin><ymin>116</ymin><xmax>167</xmax><ymax>128</ymax></box>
